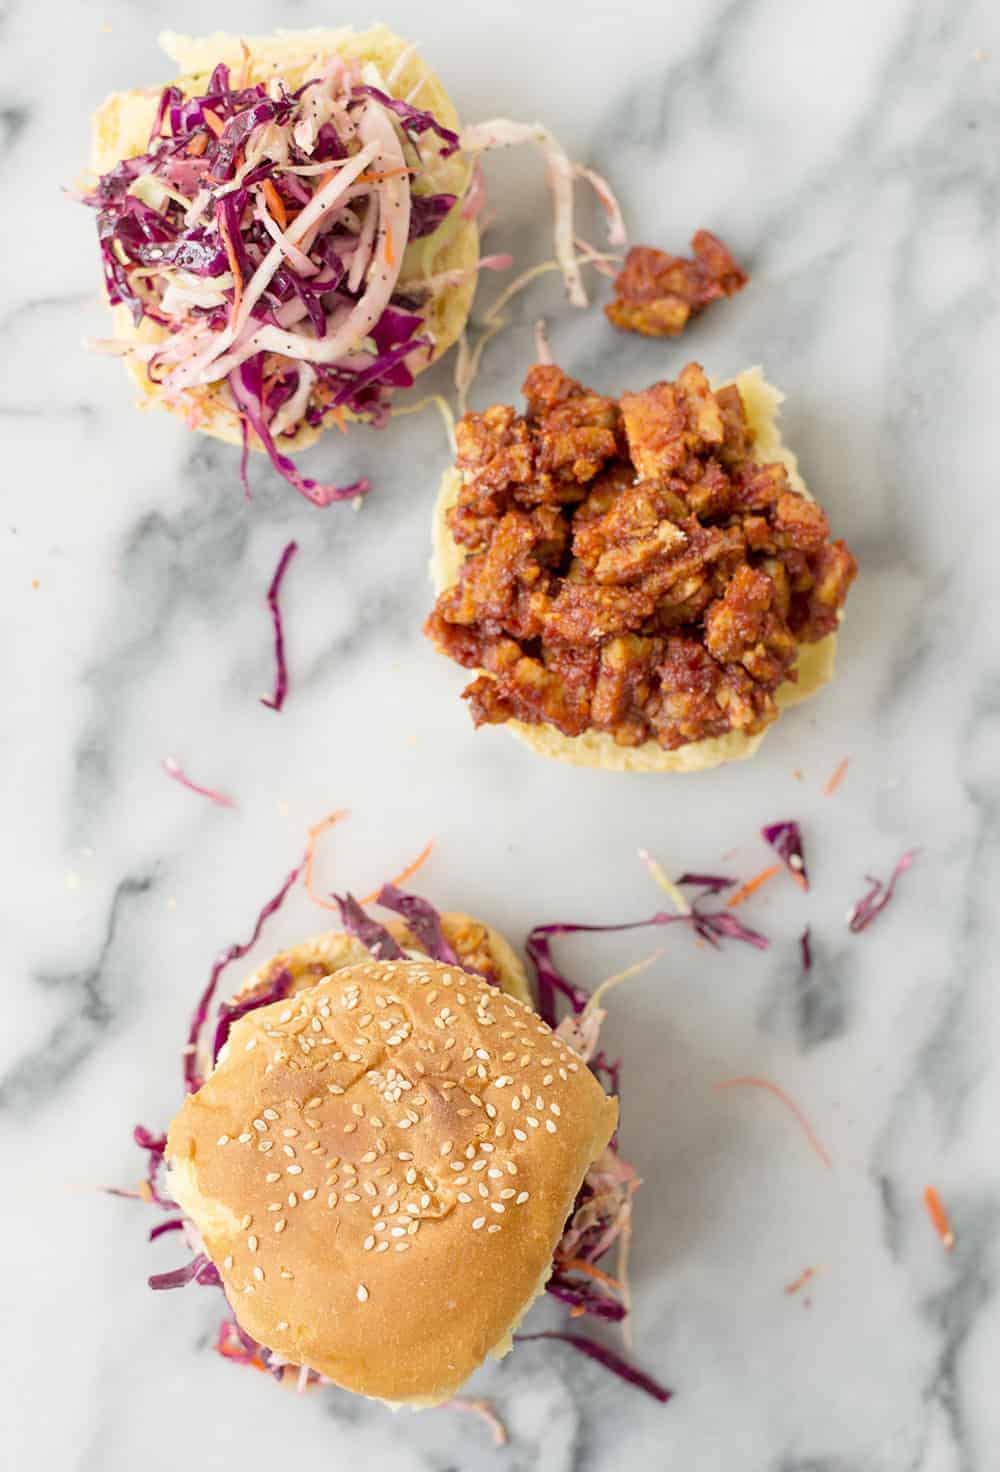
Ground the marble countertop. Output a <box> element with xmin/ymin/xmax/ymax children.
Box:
<box><xmin>4</xmin><ymin>1</ymin><xmax>1000</xmax><ymax>1468</ymax></box>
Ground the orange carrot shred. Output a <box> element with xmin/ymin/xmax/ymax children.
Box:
<box><xmin>824</xmin><ymin>757</ymin><xmax>850</xmax><ymax>796</ymax></box>
<box><xmin>262</xmin><ymin>179</ymin><xmax>288</xmax><ymax>230</ymax></box>
<box><xmin>359</xmin><ymin>841</ymin><xmax>434</xmax><ymax>906</ymax></box>
<box><xmin>555</xmin><ymin>1255</ymin><xmax>624</xmax><ymax>1296</ymax></box>
<box><xmin>726</xmin><ymin>863</ymin><xmax>782</xmax><ymax>908</ymax></box>
<box><xmin>715</xmin><ymin>1076</ymin><xmax>832</xmax><ymax>1168</ymax></box>
<box><xmin>187</xmin><ymin>133</ymin><xmax>209</xmax><ymax>157</ymax></box>
<box><xmin>784</xmin><ymin>1266</ymin><xmax>816</xmax><ymax>1295</ymax></box>
<box><xmin>203</xmin><ymin>109</ymin><xmax>225</xmax><ymax>138</ymax></box>
<box><xmin>384</xmin><ymin>221</ymin><xmax>396</xmax><ymax>268</ymax></box>
<box><xmin>303</xmin><ymin>810</ymin><xmax>350</xmax><ymax>913</ymax></box>
<box><xmin>923</xmin><ymin>1185</ymin><xmax>955</xmax><ymax>1250</ymax></box>
<box><xmin>330</xmin><ymin>406</ymin><xmax>347</xmax><ymax>433</ymax></box>
<box><xmin>569</xmin><ymin>1304</ymin><xmax>587</xmax><ymax>1318</ymax></box>
<box><xmin>217</xmin><ymin>211</ymin><xmax>244</xmax><ymax>318</ymax></box>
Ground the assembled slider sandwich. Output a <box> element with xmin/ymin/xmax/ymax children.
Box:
<box><xmin>130</xmin><ymin>880</ymin><xmax>666</xmax><ymax>1406</ymax></box>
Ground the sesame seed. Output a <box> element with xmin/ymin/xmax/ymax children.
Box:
<box><xmin>327</xmin><ymin>1192</ymin><xmax>339</xmax><ymax>1207</ymax></box>
<box><xmin>248</xmin><ymin>1235</ymin><xmax>258</xmax><ymax>1252</ymax></box>
<box><xmin>395</xmin><ymin>1242</ymin><xmax>410</xmax><ymax>1252</ymax></box>
<box><xmin>240</xmin><ymin>1215</ymin><xmax>253</xmax><ymax>1231</ymax></box>
<box><xmin>472</xmin><ymin>1217</ymin><xmax>486</xmax><ymax>1230</ymax></box>
<box><xmin>217</xmin><ymin>1134</ymin><xmax>230</xmax><ymax>1146</ymax></box>
<box><xmin>514</xmin><ymin>1129</ymin><xmax>527</xmax><ymax>1141</ymax></box>
<box><xmin>258</xmin><ymin>1140</ymin><xmax>273</xmax><ymax>1153</ymax></box>
<box><xmin>252</xmin><ymin>1119</ymin><xmax>267</xmax><ymax>1133</ymax></box>
<box><xmin>223</xmin><ymin>1255</ymin><xmax>233</xmax><ymax>1269</ymax></box>
<box><xmin>302</xmin><ymin>1188</ymin><xmax>317</xmax><ymax>1201</ymax></box>
<box><xmin>500</xmin><ymin>1188</ymin><xmax>516</xmax><ymax>1199</ymax></box>
<box><xmin>545</xmin><ymin>1119</ymin><xmax>557</xmax><ymax>1134</ymax></box>
<box><xmin>363</xmin><ymin>1235</ymin><xmax>375</xmax><ymax>1251</ymax></box>
<box><xmin>277</xmin><ymin>1321</ymin><xmax>288</xmax><ymax>1331</ymax></box>
<box><xmin>286</xmin><ymin>1164</ymin><xmax>302</xmax><ymax>1176</ymax></box>
<box><xmin>516</xmin><ymin>1191</ymin><xmax>529</xmax><ymax>1204</ymax></box>
<box><xmin>457</xmin><ymin>1192</ymin><xmax>472</xmax><ymax>1203</ymax></box>
<box><xmin>288</xmin><ymin>1193</ymin><xmax>298</xmax><ymax>1207</ymax></box>
<box><xmin>491</xmin><ymin>1202</ymin><xmax>505</xmax><ymax>1214</ymax></box>
<box><xmin>263</xmin><ymin>1108</ymin><xmax>278</xmax><ymax>1121</ymax></box>
<box><xmin>356</xmin><ymin>1284</ymin><xmax>369</xmax><ymax>1303</ymax></box>
<box><xmin>487</xmin><ymin>1224</ymin><xmax>502</xmax><ymax>1234</ymax></box>
<box><xmin>275</xmin><ymin>1219</ymin><xmax>286</xmax><ymax>1233</ymax></box>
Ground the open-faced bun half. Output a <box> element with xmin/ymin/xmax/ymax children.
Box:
<box><xmin>431</xmin><ymin>367</ymin><xmax>840</xmax><ymax>773</ymax></box>
<box><xmin>90</xmin><ymin>25</ymin><xmax>478</xmax><ymax>455</ymax></box>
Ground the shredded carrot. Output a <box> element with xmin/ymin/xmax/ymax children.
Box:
<box><xmin>715</xmin><ymin>1077</ymin><xmax>832</xmax><ymax>1169</ymax></box>
<box><xmin>923</xmin><ymin>1185</ymin><xmax>955</xmax><ymax>1250</ymax></box>
<box><xmin>824</xmin><ymin>757</ymin><xmax>850</xmax><ymax>796</ymax></box>
<box><xmin>384</xmin><ymin>221</ymin><xmax>396</xmax><ymax>268</ymax></box>
<box><xmin>218</xmin><ymin>211</ymin><xmax>244</xmax><ymax>318</ymax></box>
<box><xmin>726</xmin><ymin>863</ymin><xmax>782</xmax><ymax>908</ymax></box>
<box><xmin>187</xmin><ymin>132</ymin><xmax>209</xmax><ymax>157</ymax></box>
<box><xmin>359</xmin><ymin>841</ymin><xmax>434</xmax><ymax>906</ymax></box>
<box><xmin>202</xmin><ymin>109</ymin><xmax>225</xmax><ymax>138</ymax></box>
<box><xmin>262</xmin><ymin>178</ymin><xmax>288</xmax><ymax>230</ymax></box>
<box><xmin>137</xmin><ymin>1180</ymin><xmax>154</xmax><ymax>1204</ymax></box>
<box><xmin>303</xmin><ymin>810</ymin><xmax>350</xmax><ymax>913</ymax></box>
<box><xmin>329</xmin><ymin>406</ymin><xmax>347</xmax><ymax>433</ymax></box>
<box><xmin>569</xmin><ymin>1304</ymin><xmax>587</xmax><ymax>1318</ymax></box>
<box><xmin>555</xmin><ymin>1255</ymin><xmax>624</xmax><ymax>1296</ymax></box>
<box><xmin>784</xmin><ymin>1266</ymin><xmax>816</xmax><ymax>1295</ymax></box>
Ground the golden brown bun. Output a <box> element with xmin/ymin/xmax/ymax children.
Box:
<box><xmin>431</xmin><ymin>366</ymin><xmax>840</xmax><ymax>772</ymax></box>
<box><xmin>167</xmin><ymin>958</ymin><xmax>616</xmax><ymax>1405</ymax></box>
<box><xmin>89</xmin><ymin>25</ymin><xmax>478</xmax><ymax>454</ymax></box>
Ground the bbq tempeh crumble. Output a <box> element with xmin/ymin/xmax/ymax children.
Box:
<box><xmin>425</xmin><ymin>363</ymin><xmax>857</xmax><ymax>751</ymax></box>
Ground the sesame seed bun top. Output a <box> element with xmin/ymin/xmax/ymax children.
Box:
<box><xmin>166</xmin><ymin>954</ymin><xmax>617</xmax><ymax>1405</ymax></box>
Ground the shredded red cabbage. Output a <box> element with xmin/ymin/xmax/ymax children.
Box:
<box><xmin>527</xmin><ymin>908</ymin><xmax>767</xmax><ymax>1030</ymax></box>
<box><xmin>800</xmin><ymin>926</ymin><xmax>813</xmax><ymax>972</ymax></box>
<box><xmin>515</xmin><ymin>1332</ymin><xmax>672</xmax><ymax>1403</ymax></box>
<box><xmin>149</xmin><ymin>1217</ymin><xmax>185</xmax><ymax>1242</ymax></box>
<box><xmin>676</xmin><ymin>873</ymin><xmax>738</xmax><ymax>895</ymax></box>
<box><xmin>375</xmin><ymin>883</ymin><xmax>461</xmax><ymax>965</ymax></box>
<box><xmin>230</xmin><ymin>356</ymin><xmax>370</xmax><ymax>506</ymax></box>
<box><xmin>408</xmin><ymin>192</ymin><xmax>458</xmax><ymax>238</ymax></box>
<box><xmin>184</xmin><ymin>860</ymin><xmax>302</xmax><ymax>1093</ymax></box>
<box><xmin>761</xmin><ymin>821</ymin><xmax>809</xmax><ymax>890</ymax></box>
<box><xmin>149</xmin><ymin>1252</ymin><xmax>222</xmax><ymax>1291</ymax></box>
<box><xmin>848</xmin><ymin>850</ymin><xmax>918</xmax><ymax>933</ymax></box>
<box><xmin>545</xmin><ymin>1277</ymin><xmax>628</xmax><ymax>1322</ymax></box>
<box><xmin>334</xmin><ymin>894</ymin><xmax>405</xmax><ymax>959</ymax></box>
<box><xmin>351</xmin><ymin>85</ymin><xmax>461</xmax><ymax>156</ymax></box>
<box><xmin>212</xmin><ymin>965</ymin><xmax>295</xmax><ymax>1064</ymax></box>
<box><xmin>260</xmin><ymin>540</ymin><xmax>297</xmax><ymax>712</ymax></box>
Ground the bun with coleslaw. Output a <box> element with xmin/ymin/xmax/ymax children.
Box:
<box><xmin>81</xmin><ymin>26</ymin><xmax>622</xmax><ymax>505</ymax></box>
<box><xmin>132</xmin><ymin>880</ymin><xmax>668</xmax><ymax>1407</ymax></box>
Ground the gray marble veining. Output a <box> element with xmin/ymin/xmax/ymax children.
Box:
<box><xmin>3</xmin><ymin>1</ymin><xmax>1000</xmax><ymax>1468</ymax></box>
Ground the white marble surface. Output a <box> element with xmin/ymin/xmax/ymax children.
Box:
<box><xmin>4</xmin><ymin>1</ymin><xmax>1000</xmax><ymax>1467</ymax></box>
